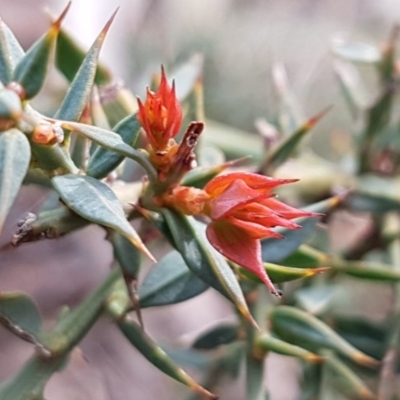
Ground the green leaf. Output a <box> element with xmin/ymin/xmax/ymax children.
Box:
<box><xmin>363</xmin><ymin>86</ymin><xmax>394</xmax><ymax>141</ymax></box>
<box><xmin>270</xmin><ymin>306</ymin><xmax>379</xmax><ymax>368</ymax></box>
<box><xmin>0</xmin><ymin>292</ymin><xmax>42</xmax><ymax>343</ymax></box>
<box><xmin>54</xmin><ymin>12</ymin><xmax>116</xmax><ymax>122</ymax></box>
<box><xmin>262</xmin><ymin>107</ymin><xmax>330</xmax><ymax>173</ymax></box>
<box><xmin>246</xmin><ymin>353</ymin><xmax>265</xmax><ymax>400</ymax></box>
<box><xmin>332</xmin><ymin>259</ymin><xmax>400</xmax><ymax>282</ymax></box>
<box><xmin>239</xmin><ymin>262</ymin><xmax>329</xmax><ymax>284</ymax></box>
<box><xmin>0</xmin><ymin>128</ymin><xmax>30</xmax><ymax>233</ymax></box>
<box><xmin>0</xmin><ymin>20</ymin><xmax>24</xmax><ymax>83</ymax></box>
<box><xmin>112</xmin><ymin>232</ymin><xmax>141</xmax><ymax>280</ymax></box>
<box><xmin>139</xmin><ymin>250</ymin><xmax>208</xmax><ymax>308</ymax></box>
<box><xmin>261</xmin><ymin>216</ymin><xmax>319</xmax><ymax>263</ymax></box>
<box><xmin>0</xmin><ymin>89</ymin><xmax>22</xmax><ymax>118</ymax></box>
<box><xmin>116</xmin><ymin>317</ymin><xmax>217</xmax><ymax>399</ymax></box>
<box><xmin>345</xmin><ymin>191</ymin><xmax>400</xmax><ymax>214</ymax></box>
<box><xmin>13</xmin><ymin>4</ymin><xmax>70</xmax><ymax>99</ymax></box>
<box><xmin>261</xmin><ymin>196</ymin><xmax>341</xmax><ymax>263</ymax></box>
<box><xmin>0</xmin><ymin>357</ymin><xmax>64</xmax><ymax>400</ymax></box>
<box><xmin>322</xmin><ymin>352</ymin><xmax>376</xmax><ymax>400</ymax></box>
<box><xmin>192</xmin><ymin>324</ymin><xmax>238</xmax><ymax>350</ymax></box>
<box><xmin>0</xmin><ymin>25</ymin><xmax>14</xmax><ymax>83</ymax></box>
<box><xmin>56</xmin><ymin>29</ymin><xmax>111</xmax><ymax>85</ymax></box>
<box><xmin>0</xmin><ymin>268</ymin><xmax>121</xmax><ymax>400</ymax></box>
<box><xmin>161</xmin><ymin>209</ymin><xmax>255</xmax><ymax>325</ymax></box>
<box><xmin>59</xmin><ymin>121</ymin><xmax>157</xmax><ymax>181</ymax></box>
<box><xmin>334</xmin><ymin>317</ymin><xmax>386</xmax><ymax>360</ymax></box>
<box><xmin>181</xmin><ymin>158</ymin><xmax>249</xmax><ymax>189</ymax></box>
<box><xmin>254</xmin><ymin>333</ymin><xmax>322</xmax><ymax>363</ymax></box>
<box><xmin>52</xmin><ymin>174</ymin><xmax>153</xmax><ymax>260</ymax></box>
<box><xmin>280</xmin><ymin>244</ymin><xmax>326</xmax><ymax>268</ymax></box>
<box><xmin>99</xmin><ymin>84</ymin><xmax>138</xmax><ymax>127</ymax></box>
<box><xmin>87</xmin><ymin>113</ymin><xmax>141</xmax><ymax>179</ymax></box>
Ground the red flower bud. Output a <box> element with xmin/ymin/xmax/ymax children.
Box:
<box><xmin>137</xmin><ymin>67</ymin><xmax>183</xmax><ymax>151</ymax></box>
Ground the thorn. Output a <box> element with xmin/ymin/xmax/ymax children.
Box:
<box><xmin>305</xmin><ymin>105</ymin><xmax>333</xmax><ymax>130</ymax></box>
<box><xmin>98</xmin><ymin>8</ymin><xmax>119</xmax><ymax>41</ymax></box>
<box><xmin>51</xmin><ymin>2</ymin><xmax>71</xmax><ymax>32</ymax></box>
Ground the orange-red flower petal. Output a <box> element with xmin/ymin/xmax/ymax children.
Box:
<box><xmin>206</xmin><ymin>221</ymin><xmax>280</xmax><ymax>295</ymax></box>
<box><xmin>204</xmin><ymin>172</ymin><xmax>297</xmax><ymax>197</ymax></box>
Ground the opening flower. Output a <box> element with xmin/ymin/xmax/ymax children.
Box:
<box><xmin>160</xmin><ymin>172</ymin><xmax>317</xmax><ymax>296</ymax></box>
<box><xmin>137</xmin><ymin>67</ymin><xmax>182</xmax><ymax>152</ymax></box>
<box><xmin>203</xmin><ymin>173</ymin><xmax>317</xmax><ymax>296</ymax></box>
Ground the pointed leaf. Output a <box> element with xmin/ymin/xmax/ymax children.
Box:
<box><xmin>59</xmin><ymin>121</ymin><xmax>157</xmax><ymax>181</ymax></box>
<box><xmin>0</xmin><ymin>292</ymin><xmax>42</xmax><ymax>343</ymax></box>
<box><xmin>112</xmin><ymin>232</ymin><xmax>141</xmax><ymax>280</ymax></box>
<box><xmin>13</xmin><ymin>4</ymin><xmax>70</xmax><ymax>99</ymax></box>
<box><xmin>0</xmin><ymin>128</ymin><xmax>30</xmax><ymax>233</ymax></box>
<box><xmin>54</xmin><ymin>12</ymin><xmax>116</xmax><ymax>122</ymax></box>
<box><xmin>139</xmin><ymin>250</ymin><xmax>208</xmax><ymax>308</ymax></box>
<box><xmin>270</xmin><ymin>306</ymin><xmax>379</xmax><ymax>368</ymax></box>
<box><xmin>56</xmin><ymin>28</ymin><xmax>111</xmax><ymax>85</ymax></box>
<box><xmin>238</xmin><ymin>262</ymin><xmax>329</xmax><ymax>284</ymax></box>
<box><xmin>323</xmin><ymin>352</ymin><xmax>376</xmax><ymax>400</ymax></box>
<box><xmin>116</xmin><ymin>317</ymin><xmax>217</xmax><ymax>399</ymax></box>
<box><xmin>332</xmin><ymin>259</ymin><xmax>400</xmax><ymax>282</ymax></box>
<box><xmin>52</xmin><ymin>175</ymin><xmax>154</xmax><ymax>261</ymax></box>
<box><xmin>99</xmin><ymin>84</ymin><xmax>138</xmax><ymax>127</ymax></box>
<box><xmin>0</xmin><ymin>89</ymin><xmax>22</xmax><ymax>118</ymax></box>
<box><xmin>87</xmin><ymin>113</ymin><xmax>141</xmax><ymax>178</ymax></box>
<box><xmin>254</xmin><ymin>333</ymin><xmax>322</xmax><ymax>363</ymax></box>
<box><xmin>363</xmin><ymin>86</ymin><xmax>394</xmax><ymax>141</ymax></box>
<box><xmin>0</xmin><ymin>19</ymin><xmax>24</xmax><ymax>77</ymax></box>
<box><xmin>246</xmin><ymin>353</ymin><xmax>265</xmax><ymax>400</ymax></box>
<box><xmin>334</xmin><ymin>317</ymin><xmax>386</xmax><ymax>360</ymax></box>
<box><xmin>0</xmin><ymin>268</ymin><xmax>121</xmax><ymax>400</ymax></box>
<box><xmin>0</xmin><ymin>23</ymin><xmax>14</xmax><ymax>83</ymax></box>
<box><xmin>161</xmin><ymin>209</ymin><xmax>255</xmax><ymax>325</ymax></box>
<box><xmin>263</xmin><ymin>107</ymin><xmax>331</xmax><ymax>172</ymax></box>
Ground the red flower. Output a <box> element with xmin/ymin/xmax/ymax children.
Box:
<box><xmin>137</xmin><ymin>67</ymin><xmax>183</xmax><ymax>152</ymax></box>
<box><xmin>203</xmin><ymin>173</ymin><xmax>316</xmax><ymax>296</ymax></box>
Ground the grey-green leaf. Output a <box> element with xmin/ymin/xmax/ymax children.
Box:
<box><xmin>0</xmin><ymin>128</ymin><xmax>30</xmax><ymax>233</ymax></box>
<box><xmin>0</xmin><ymin>20</ymin><xmax>24</xmax><ymax>83</ymax></box>
<box><xmin>116</xmin><ymin>317</ymin><xmax>216</xmax><ymax>399</ymax></box>
<box><xmin>87</xmin><ymin>113</ymin><xmax>141</xmax><ymax>179</ymax></box>
<box><xmin>13</xmin><ymin>5</ymin><xmax>69</xmax><ymax>99</ymax></box>
<box><xmin>54</xmin><ymin>12</ymin><xmax>116</xmax><ymax>122</ymax></box>
<box><xmin>161</xmin><ymin>209</ymin><xmax>255</xmax><ymax>325</ymax></box>
<box><xmin>52</xmin><ymin>174</ymin><xmax>153</xmax><ymax>260</ymax></box>
<box><xmin>60</xmin><ymin>121</ymin><xmax>157</xmax><ymax>181</ymax></box>
<box><xmin>0</xmin><ymin>292</ymin><xmax>42</xmax><ymax>342</ymax></box>
<box><xmin>112</xmin><ymin>232</ymin><xmax>141</xmax><ymax>280</ymax></box>
<box><xmin>139</xmin><ymin>250</ymin><xmax>209</xmax><ymax>308</ymax></box>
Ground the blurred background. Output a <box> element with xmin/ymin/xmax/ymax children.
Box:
<box><xmin>0</xmin><ymin>1</ymin><xmax>398</xmax><ymax>399</ymax></box>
